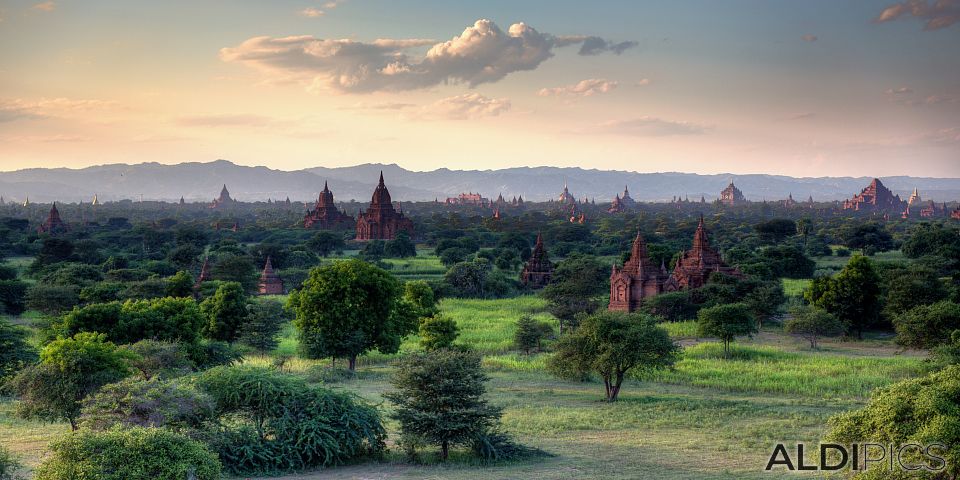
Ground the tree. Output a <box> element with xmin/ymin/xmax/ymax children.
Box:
<box><xmin>805</xmin><ymin>255</ymin><xmax>881</xmax><ymax>338</ymax></box>
<box><xmin>385</xmin><ymin>231</ymin><xmax>416</xmax><ymax>258</ymax></box>
<box><xmin>385</xmin><ymin>349</ymin><xmax>502</xmax><ymax>460</ymax></box>
<box><xmin>827</xmin><ymin>365</ymin><xmax>960</xmax><ymax>479</ymax></box>
<box><xmin>0</xmin><ymin>279</ymin><xmax>27</xmax><ymax>316</ymax></box>
<box><xmin>211</xmin><ymin>254</ymin><xmax>257</xmax><ymax>291</ymax></box>
<box><xmin>882</xmin><ymin>265</ymin><xmax>948</xmax><ymax>318</ymax></box>
<box><xmin>696</xmin><ymin>303</ymin><xmax>756</xmax><ymax>358</ymax></box>
<box><xmin>540</xmin><ymin>254</ymin><xmax>608</xmax><ymax>331</ymax></box>
<box><xmin>783</xmin><ymin>305</ymin><xmax>846</xmax><ymax>349</ymax></box>
<box><xmin>11</xmin><ymin>333</ymin><xmax>134</xmax><ymax>430</ymax></box>
<box><xmin>893</xmin><ymin>301</ymin><xmax>960</xmax><ymax>349</ymax></box>
<box><xmin>513</xmin><ymin>315</ymin><xmax>554</xmax><ymax>354</ymax></box>
<box><xmin>238</xmin><ymin>298</ymin><xmax>289</xmax><ymax>352</ymax></box>
<box><xmin>404</xmin><ymin>280</ymin><xmax>438</xmax><ymax>319</ymax></box>
<box><xmin>443</xmin><ymin>258</ymin><xmax>491</xmax><ymax>298</ymax></box>
<box><xmin>742</xmin><ymin>281</ymin><xmax>785</xmax><ymax>328</ymax></box>
<box><xmin>79</xmin><ymin>377</ymin><xmax>215</xmax><ymax>431</ymax></box>
<box><xmin>200</xmin><ymin>282</ymin><xmax>248</xmax><ymax>342</ymax></box>
<box><xmin>418</xmin><ymin>315</ymin><xmax>459</xmax><ymax>351</ymax></box>
<box><xmin>0</xmin><ymin>318</ymin><xmax>36</xmax><ymax>384</ymax></box>
<box><xmin>57</xmin><ymin>297</ymin><xmax>206</xmax><ymax>344</ymax></box>
<box><xmin>25</xmin><ymin>284</ymin><xmax>79</xmax><ymax>316</ymax></box>
<box><xmin>306</xmin><ymin>231</ymin><xmax>345</xmax><ymax>258</ymax></box>
<box><xmin>839</xmin><ymin>222</ymin><xmax>894</xmax><ymax>255</ymax></box>
<box><xmin>754</xmin><ymin>218</ymin><xmax>796</xmax><ymax>244</ymax></box>
<box><xmin>123</xmin><ymin>340</ymin><xmax>194</xmax><ymax>380</ymax></box>
<box><xmin>547</xmin><ymin>311</ymin><xmax>678</xmax><ymax>401</ymax></box>
<box><xmin>165</xmin><ymin>270</ymin><xmax>194</xmax><ymax>298</ymax></box>
<box><xmin>165</xmin><ymin>244</ymin><xmax>201</xmax><ymax>271</ymax></box>
<box><xmin>289</xmin><ymin>259</ymin><xmax>416</xmax><ymax>370</ymax></box>
<box><xmin>34</xmin><ymin>427</ymin><xmax>221</xmax><ymax>480</ymax></box>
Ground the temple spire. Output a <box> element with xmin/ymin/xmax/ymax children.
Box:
<box><xmin>378</xmin><ymin>171</ymin><xmax>385</xmax><ymax>187</ymax></box>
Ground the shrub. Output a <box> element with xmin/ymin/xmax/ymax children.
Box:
<box><xmin>124</xmin><ymin>340</ymin><xmax>194</xmax><ymax>379</ymax></box>
<box><xmin>196</xmin><ymin>365</ymin><xmax>385</xmax><ymax>474</ymax></box>
<box><xmin>419</xmin><ymin>315</ymin><xmax>459</xmax><ymax>351</ymax></box>
<box><xmin>783</xmin><ymin>305</ymin><xmax>846</xmax><ymax>349</ymax></box>
<box><xmin>0</xmin><ymin>318</ymin><xmax>36</xmax><ymax>385</ymax></box>
<box><xmin>56</xmin><ymin>297</ymin><xmax>206</xmax><ymax>344</ymax></box>
<box><xmin>513</xmin><ymin>315</ymin><xmax>554</xmax><ymax>354</ymax></box>
<box><xmin>25</xmin><ymin>284</ymin><xmax>79</xmax><ymax>316</ymax></box>
<box><xmin>0</xmin><ymin>444</ymin><xmax>23</xmax><ymax>480</ymax></box>
<box><xmin>34</xmin><ymin>427</ymin><xmax>221</xmax><ymax>480</ymax></box>
<box><xmin>184</xmin><ymin>339</ymin><xmax>243</xmax><ymax>370</ymax></box>
<box><xmin>894</xmin><ymin>301</ymin><xmax>960</xmax><ymax>349</ymax></box>
<box><xmin>696</xmin><ymin>303</ymin><xmax>756</xmax><ymax>358</ymax></box>
<box><xmin>80</xmin><ymin>377</ymin><xmax>215</xmax><ymax>431</ymax></box>
<box><xmin>200</xmin><ymin>282</ymin><xmax>248</xmax><ymax>342</ymax></box>
<box><xmin>0</xmin><ymin>280</ymin><xmax>27</xmax><ymax>316</ymax></box>
<box><xmin>238</xmin><ymin>298</ymin><xmax>288</xmax><ymax>352</ymax></box>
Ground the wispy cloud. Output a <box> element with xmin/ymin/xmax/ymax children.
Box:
<box><xmin>409</xmin><ymin>93</ymin><xmax>511</xmax><ymax>120</ymax></box>
<box><xmin>31</xmin><ymin>1</ymin><xmax>55</xmax><ymax>12</ymax></box>
<box><xmin>874</xmin><ymin>0</ymin><xmax>960</xmax><ymax>30</ymax></box>
<box><xmin>801</xmin><ymin>34</ymin><xmax>818</xmax><ymax>42</ymax></box>
<box><xmin>885</xmin><ymin>86</ymin><xmax>914</xmax><ymax>95</ymax></box>
<box><xmin>538</xmin><ymin>78</ymin><xmax>620</xmax><ymax>98</ymax></box>
<box><xmin>0</xmin><ymin>97</ymin><xmax>119</xmax><ymax>122</ymax></box>
<box><xmin>221</xmin><ymin>19</ymin><xmax>637</xmax><ymax>94</ymax></box>
<box><xmin>299</xmin><ymin>7</ymin><xmax>324</xmax><ymax>18</ymax></box>
<box><xmin>175</xmin><ymin>114</ymin><xmax>276</xmax><ymax>127</ymax></box>
<box><xmin>581</xmin><ymin>117</ymin><xmax>709</xmax><ymax>136</ymax></box>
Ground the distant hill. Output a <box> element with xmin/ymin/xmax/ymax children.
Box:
<box><xmin>1</xmin><ymin>160</ymin><xmax>958</xmax><ymax>203</ymax></box>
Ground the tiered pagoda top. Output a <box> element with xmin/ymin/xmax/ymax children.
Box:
<box><xmin>842</xmin><ymin>178</ymin><xmax>906</xmax><ymax>211</ymax></box>
<box><xmin>355</xmin><ymin>172</ymin><xmax>414</xmax><ymax>240</ymax></box>
<box><xmin>304</xmin><ymin>182</ymin><xmax>353</xmax><ymax>229</ymax></box>
<box><xmin>520</xmin><ymin>233</ymin><xmax>554</xmax><ymax>289</ymax></box>
<box><xmin>671</xmin><ymin>215</ymin><xmax>742</xmax><ymax>289</ymax></box>
<box><xmin>38</xmin><ymin>202</ymin><xmax>68</xmax><ymax>234</ymax></box>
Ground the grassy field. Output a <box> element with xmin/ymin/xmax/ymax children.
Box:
<box><xmin>0</xmin><ymin>285</ymin><xmax>927</xmax><ymax>479</ymax></box>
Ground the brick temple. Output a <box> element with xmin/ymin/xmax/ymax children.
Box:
<box><xmin>37</xmin><ymin>203</ymin><xmax>68</xmax><ymax>234</ymax></box>
<box><xmin>355</xmin><ymin>172</ymin><xmax>414</xmax><ymax>241</ymax></box>
<box><xmin>520</xmin><ymin>233</ymin><xmax>554</xmax><ymax>289</ymax></box>
<box><xmin>842</xmin><ymin>178</ymin><xmax>906</xmax><ymax>212</ymax></box>
<box><xmin>257</xmin><ymin>257</ymin><xmax>284</xmax><ymax>295</ymax></box>
<box><xmin>304</xmin><ymin>182</ymin><xmax>353</xmax><ymax>229</ymax></box>
<box><xmin>719</xmin><ymin>181</ymin><xmax>746</xmax><ymax>206</ymax></box>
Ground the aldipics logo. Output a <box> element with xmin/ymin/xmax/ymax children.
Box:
<box><xmin>765</xmin><ymin>443</ymin><xmax>948</xmax><ymax>473</ymax></box>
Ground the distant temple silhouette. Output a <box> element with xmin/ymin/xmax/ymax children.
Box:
<box><xmin>210</xmin><ymin>185</ymin><xmax>236</xmax><ymax>208</ymax></box>
<box><xmin>355</xmin><ymin>172</ymin><xmax>414</xmax><ymax>241</ymax></box>
<box><xmin>520</xmin><ymin>233</ymin><xmax>554</xmax><ymax>289</ymax></box>
<box><xmin>257</xmin><ymin>257</ymin><xmax>284</xmax><ymax>295</ymax></box>
<box><xmin>719</xmin><ymin>180</ymin><xmax>746</xmax><ymax>206</ymax></box>
<box><xmin>842</xmin><ymin>178</ymin><xmax>906</xmax><ymax>212</ymax></box>
<box><xmin>304</xmin><ymin>182</ymin><xmax>353</xmax><ymax>229</ymax></box>
<box><xmin>38</xmin><ymin>203</ymin><xmax>69</xmax><ymax>234</ymax></box>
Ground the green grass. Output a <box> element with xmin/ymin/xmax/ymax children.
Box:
<box><xmin>781</xmin><ymin>278</ymin><xmax>811</xmax><ymax>298</ymax></box>
<box><xmin>661</xmin><ymin>320</ymin><xmax>699</xmax><ymax>339</ymax></box>
<box><xmin>642</xmin><ymin>342</ymin><xmax>922</xmax><ymax>399</ymax></box>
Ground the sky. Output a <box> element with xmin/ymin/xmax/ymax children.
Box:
<box><xmin>0</xmin><ymin>0</ymin><xmax>958</xmax><ymax>177</ymax></box>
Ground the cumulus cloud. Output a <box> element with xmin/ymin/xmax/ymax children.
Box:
<box><xmin>874</xmin><ymin>0</ymin><xmax>960</xmax><ymax>30</ymax></box>
<box><xmin>220</xmin><ymin>19</ymin><xmax>637</xmax><ymax>94</ymax></box>
<box><xmin>885</xmin><ymin>86</ymin><xmax>914</xmax><ymax>95</ymax></box>
<box><xmin>583</xmin><ymin>117</ymin><xmax>709</xmax><ymax>136</ymax></box>
<box><xmin>299</xmin><ymin>7</ymin><xmax>324</xmax><ymax>17</ymax></box>
<box><xmin>538</xmin><ymin>78</ymin><xmax>619</xmax><ymax>97</ymax></box>
<box><xmin>801</xmin><ymin>34</ymin><xmax>818</xmax><ymax>42</ymax></box>
<box><xmin>411</xmin><ymin>93</ymin><xmax>511</xmax><ymax>120</ymax></box>
<box><xmin>32</xmin><ymin>1</ymin><xmax>55</xmax><ymax>12</ymax></box>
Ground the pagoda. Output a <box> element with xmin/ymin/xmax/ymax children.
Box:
<box><xmin>670</xmin><ymin>215</ymin><xmax>743</xmax><ymax>289</ymax></box>
<box><xmin>304</xmin><ymin>182</ymin><xmax>353</xmax><ymax>229</ymax></box>
<box><xmin>842</xmin><ymin>178</ymin><xmax>906</xmax><ymax>212</ymax></box>
<box><xmin>37</xmin><ymin>203</ymin><xmax>69</xmax><ymax>234</ymax></box>
<box><xmin>355</xmin><ymin>172</ymin><xmax>414</xmax><ymax>240</ymax></box>
<box><xmin>608</xmin><ymin>231</ymin><xmax>672</xmax><ymax>312</ymax></box>
<box><xmin>210</xmin><ymin>185</ymin><xmax>235</xmax><ymax>209</ymax></box>
<box><xmin>558</xmin><ymin>182</ymin><xmax>576</xmax><ymax>205</ymax></box>
<box><xmin>520</xmin><ymin>233</ymin><xmax>554</xmax><ymax>289</ymax></box>
<box><xmin>719</xmin><ymin>180</ymin><xmax>746</xmax><ymax>206</ymax></box>
<box><xmin>257</xmin><ymin>257</ymin><xmax>284</xmax><ymax>295</ymax></box>
<box><xmin>608</xmin><ymin>194</ymin><xmax>625</xmax><ymax>213</ymax></box>
<box><xmin>620</xmin><ymin>185</ymin><xmax>636</xmax><ymax>206</ymax></box>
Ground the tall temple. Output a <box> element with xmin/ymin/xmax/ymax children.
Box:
<box><xmin>670</xmin><ymin>215</ymin><xmax>743</xmax><ymax>290</ymax></box>
<box><xmin>37</xmin><ymin>202</ymin><xmax>69</xmax><ymax>234</ymax></box>
<box><xmin>558</xmin><ymin>183</ymin><xmax>576</xmax><ymax>205</ymax></box>
<box><xmin>520</xmin><ymin>233</ymin><xmax>554</xmax><ymax>289</ymax></box>
<box><xmin>304</xmin><ymin>182</ymin><xmax>353</xmax><ymax>229</ymax></box>
<box><xmin>355</xmin><ymin>172</ymin><xmax>414</xmax><ymax>241</ymax></box>
<box><xmin>257</xmin><ymin>257</ymin><xmax>284</xmax><ymax>295</ymax></box>
<box><xmin>608</xmin><ymin>231</ymin><xmax>673</xmax><ymax>312</ymax></box>
<box><xmin>908</xmin><ymin>188</ymin><xmax>922</xmax><ymax>206</ymax></box>
<box><xmin>620</xmin><ymin>186</ymin><xmax>636</xmax><ymax>206</ymax></box>
<box><xmin>842</xmin><ymin>178</ymin><xmax>906</xmax><ymax>212</ymax></box>
<box><xmin>609</xmin><ymin>215</ymin><xmax>742</xmax><ymax>312</ymax></box>
<box><xmin>210</xmin><ymin>185</ymin><xmax>236</xmax><ymax>209</ymax></box>
<box><xmin>719</xmin><ymin>181</ymin><xmax>746</xmax><ymax>206</ymax></box>
<box><xmin>608</xmin><ymin>194</ymin><xmax>626</xmax><ymax>213</ymax></box>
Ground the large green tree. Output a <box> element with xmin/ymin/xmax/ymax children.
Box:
<box><xmin>289</xmin><ymin>259</ymin><xmax>416</xmax><ymax>370</ymax></box>
<box><xmin>547</xmin><ymin>311</ymin><xmax>678</xmax><ymax>401</ymax></box>
<box><xmin>385</xmin><ymin>349</ymin><xmax>501</xmax><ymax>460</ymax></box>
<box><xmin>696</xmin><ymin>303</ymin><xmax>756</xmax><ymax>358</ymax></box>
<box><xmin>805</xmin><ymin>255</ymin><xmax>881</xmax><ymax>338</ymax></box>
<box><xmin>200</xmin><ymin>282</ymin><xmax>248</xmax><ymax>342</ymax></box>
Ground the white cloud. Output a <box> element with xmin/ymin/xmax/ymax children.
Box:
<box><xmin>538</xmin><ymin>78</ymin><xmax>619</xmax><ymax>97</ymax></box>
<box><xmin>411</xmin><ymin>93</ymin><xmax>511</xmax><ymax>120</ymax></box>
<box><xmin>874</xmin><ymin>0</ymin><xmax>960</xmax><ymax>30</ymax></box>
<box><xmin>885</xmin><ymin>86</ymin><xmax>914</xmax><ymax>95</ymax></box>
<box><xmin>220</xmin><ymin>19</ymin><xmax>637</xmax><ymax>94</ymax></box>
<box><xmin>32</xmin><ymin>1</ymin><xmax>55</xmax><ymax>12</ymax></box>
<box><xmin>582</xmin><ymin>117</ymin><xmax>709</xmax><ymax>136</ymax></box>
<box><xmin>299</xmin><ymin>7</ymin><xmax>324</xmax><ymax>18</ymax></box>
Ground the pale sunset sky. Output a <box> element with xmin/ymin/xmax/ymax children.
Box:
<box><xmin>0</xmin><ymin>0</ymin><xmax>958</xmax><ymax>177</ymax></box>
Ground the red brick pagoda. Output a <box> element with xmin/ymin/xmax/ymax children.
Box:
<box><xmin>304</xmin><ymin>182</ymin><xmax>353</xmax><ymax>229</ymax></box>
<box><xmin>719</xmin><ymin>181</ymin><xmax>746</xmax><ymax>206</ymax></box>
<box><xmin>608</xmin><ymin>231</ymin><xmax>672</xmax><ymax>312</ymax></box>
<box><xmin>210</xmin><ymin>185</ymin><xmax>236</xmax><ymax>209</ymax></box>
<box><xmin>38</xmin><ymin>202</ymin><xmax>69</xmax><ymax>234</ymax></box>
<box><xmin>257</xmin><ymin>257</ymin><xmax>284</xmax><ymax>295</ymax></box>
<box><xmin>355</xmin><ymin>172</ymin><xmax>414</xmax><ymax>241</ymax></box>
<box><xmin>842</xmin><ymin>178</ymin><xmax>906</xmax><ymax>212</ymax></box>
<box><xmin>670</xmin><ymin>215</ymin><xmax>743</xmax><ymax>290</ymax></box>
<box><xmin>520</xmin><ymin>233</ymin><xmax>554</xmax><ymax>289</ymax></box>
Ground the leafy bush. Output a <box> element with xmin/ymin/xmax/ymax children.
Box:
<box><xmin>124</xmin><ymin>340</ymin><xmax>193</xmax><ymax>379</ymax></box>
<box><xmin>238</xmin><ymin>297</ymin><xmax>288</xmax><ymax>352</ymax></box>
<box><xmin>0</xmin><ymin>318</ymin><xmax>36</xmax><ymax>385</ymax></box>
<box><xmin>56</xmin><ymin>297</ymin><xmax>206</xmax><ymax>344</ymax></box>
<box><xmin>183</xmin><ymin>339</ymin><xmax>243</xmax><ymax>370</ymax></box>
<box><xmin>419</xmin><ymin>315</ymin><xmax>459</xmax><ymax>351</ymax></box>
<box><xmin>80</xmin><ymin>377</ymin><xmax>215</xmax><ymax>431</ymax></box>
<box><xmin>196</xmin><ymin>365</ymin><xmax>385</xmax><ymax>474</ymax></box>
<box><xmin>513</xmin><ymin>315</ymin><xmax>554</xmax><ymax>354</ymax></box>
<box><xmin>0</xmin><ymin>280</ymin><xmax>27</xmax><ymax>316</ymax></box>
<box><xmin>0</xmin><ymin>445</ymin><xmax>24</xmax><ymax>480</ymax></box>
<box><xmin>894</xmin><ymin>301</ymin><xmax>960</xmax><ymax>349</ymax></box>
<box><xmin>34</xmin><ymin>427</ymin><xmax>221</xmax><ymax>480</ymax></box>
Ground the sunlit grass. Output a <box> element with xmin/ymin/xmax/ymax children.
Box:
<box><xmin>781</xmin><ymin>278</ymin><xmax>810</xmax><ymax>298</ymax></box>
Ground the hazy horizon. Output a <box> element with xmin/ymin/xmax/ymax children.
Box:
<box><xmin>1</xmin><ymin>1</ymin><xmax>959</xmax><ymax>177</ymax></box>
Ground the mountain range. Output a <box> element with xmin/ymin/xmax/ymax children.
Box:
<box><xmin>1</xmin><ymin>160</ymin><xmax>958</xmax><ymax>204</ymax></box>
